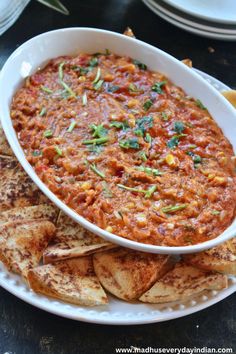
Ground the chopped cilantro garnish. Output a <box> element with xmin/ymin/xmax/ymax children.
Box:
<box><xmin>135</xmin><ymin>116</ymin><xmax>153</xmax><ymax>137</ymax></box>
<box><xmin>129</xmin><ymin>83</ymin><xmax>140</xmax><ymax>92</ymax></box>
<box><xmin>90</xmin><ymin>123</ymin><xmax>107</xmax><ymax>138</ymax></box>
<box><xmin>102</xmin><ymin>181</ymin><xmax>113</xmax><ymax>198</ymax></box>
<box><xmin>40</xmin><ymin>86</ymin><xmax>53</xmax><ymax>94</ymax></box>
<box><xmin>93</xmin><ymin>68</ymin><xmax>101</xmax><ymax>84</ymax></box>
<box><xmin>88</xmin><ymin>145</ymin><xmax>103</xmax><ymax>154</ymax></box>
<box><xmin>55</xmin><ymin>146</ymin><xmax>63</xmax><ymax>156</ymax></box>
<box><xmin>145</xmin><ymin>133</ymin><xmax>152</xmax><ymax>144</ymax></box>
<box><xmin>151</xmin><ymin>81</ymin><xmax>167</xmax><ymax>94</ymax></box>
<box><xmin>68</xmin><ymin>121</ymin><xmax>76</xmax><ymax>133</ymax></box>
<box><xmin>32</xmin><ymin>150</ymin><xmax>42</xmax><ymax>157</ymax></box>
<box><xmin>82</xmin><ymin>137</ymin><xmax>109</xmax><ymax>145</ymax></box>
<box><xmin>89</xmin><ymin>57</ymin><xmax>99</xmax><ymax>67</ymax></box>
<box><xmin>60</xmin><ymin>80</ymin><xmax>76</xmax><ymax>98</ymax></box>
<box><xmin>133</xmin><ymin>59</ymin><xmax>147</xmax><ymax>70</ymax></box>
<box><xmin>43</xmin><ymin>130</ymin><xmax>53</xmax><ymax>138</ymax></box>
<box><xmin>211</xmin><ymin>210</ymin><xmax>220</xmax><ymax>215</ymax></box>
<box><xmin>58</xmin><ymin>62</ymin><xmax>65</xmax><ymax>80</ymax></box>
<box><xmin>136</xmin><ymin>166</ymin><xmax>163</xmax><ymax>176</ymax></box>
<box><xmin>39</xmin><ymin>107</ymin><xmax>47</xmax><ymax>117</ymax></box>
<box><xmin>161</xmin><ymin>112</ymin><xmax>169</xmax><ymax>121</ymax></box>
<box><xmin>174</xmin><ymin>121</ymin><xmax>185</xmax><ymax>134</ymax></box>
<box><xmin>162</xmin><ymin>204</ymin><xmax>188</xmax><ymax>213</ymax></box>
<box><xmin>107</xmin><ymin>85</ymin><xmax>120</xmax><ymax>93</ymax></box>
<box><xmin>193</xmin><ymin>155</ymin><xmax>202</xmax><ymax>164</ymax></box>
<box><xmin>117</xmin><ymin>184</ymin><xmax>156</xmax><ymax>198</ymax></box>
<box><xmin>119</xmin><ymin>138</ymin><xmax>140</xmax><ymax>150</ymax></box>
<box><xmin>90</xmin><ymin>163</ymin><xmax>106</xmax><ymax>178</ymax></box>
<box><xmin>167</xmin><ymin>136</ymin><xmax>179</xmax><ymax>149</ymax></box>
<box><xmin>195</xmin><ymin>99</ymin><xmax>207</xmax><ymax>110</ymax></box>
<box><xmin>94</xmin><ymin>79</ymin><xmax>104</xmax><ymax>90</ymax></box>
<box><xmin>110</xmin><ymin>121</ymin><xmax>129</xmax><ymax>130</ymax></box>
<box><xmin>143</xmin><ymin>100</ymin><xmax>153</xmax><ymax>111</ymax></box>
<box><xmin>82</xmin><ymin>92</ymin><xmax>87</xmax><ymax>106</ymax></box>
<box><xmin>139</xmin><ymin>151</ymin><xmax>148</xmax><ymax>162</ymax></box>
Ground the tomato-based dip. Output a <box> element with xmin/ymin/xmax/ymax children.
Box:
<box><xmin>11</xmin><ymin>51</ymin><xmax>236</xmax><ymax>246</ymax></box>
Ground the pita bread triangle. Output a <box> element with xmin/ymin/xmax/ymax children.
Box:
<box><xmin>0</xmin><ymin>219</ymin><xmax>55</xmax><ymax>278</ymax></box>
<box><xmin>28</xmin><ymin>256</ymin><xmax>108</xmax><ymax>306</ymax></box>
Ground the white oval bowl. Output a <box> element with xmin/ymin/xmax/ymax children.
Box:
<box><xmin>0</xmin><ymin>27</ymin><xmax>236</xmax><ymax>254</ymax></box>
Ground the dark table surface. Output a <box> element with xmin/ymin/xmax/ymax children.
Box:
<box><xmin>0</xmin><ymin>1</ymin><xmax>236</xmax><ymax>353</ymax></box>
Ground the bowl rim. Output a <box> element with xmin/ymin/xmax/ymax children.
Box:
<box><xmin>0</xmin><ymin>26</ymin><xmax>236</xmax><ymax>254</ymax></box>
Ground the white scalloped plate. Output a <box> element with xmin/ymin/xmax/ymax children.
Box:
<box><xmin>0</xmin><ymin>70</ymin><xmax>235</xmax><ymax>325</ymax></box>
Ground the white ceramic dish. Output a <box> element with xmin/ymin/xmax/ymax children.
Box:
<box><xmin>149</xmin><ymin>0</ymin><xmax>236</xmax><ymax>35</ymax></box>
<box><xmin>1</xmin><ymin>69</ymin><xmax>235</xmax><ymax>325</ymax></box>
<box><xmin>0</xmin><ymin>28</ymin><xmax>236</xmax><ymax>255</ymax></box>
<box><xmin>163</xmin><ymin>0</ymin><xmax>236</xmax><ymax>25</ymax></box>
<box><xmin>143</xmin><ymin>0</ymin><xmax>236</xmax><ymax>40</ymax></box>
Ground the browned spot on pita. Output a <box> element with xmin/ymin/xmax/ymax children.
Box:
<box><xmin>184</xmin><ymin>238</ymin><xmax>236</xmax><ymax>275</ymax></box>
<box><xmin>139</xmin><ymin>261</ymin><xmax>228</xmax><ymax>303</ymax></box>
<box><xmin>0</xmin><ymin>155</ymin><xmax>47</xmax><ymax>212</ymax></box>
<box><xmin>43</xmin><ymin>212</ymin><xmax>115</xmax><ymax>263</ymax></box>
<box><xmin>93</xmin><ymin>247</ymin><xmax>173</xmax><ymax>301</ymax></box>
<box><xmin>0</xmin><ymin>219</ymin><xmax>55</xmax><ymax>278</ymax></box>
<box><xmin>28</xmin><ymin>256</ymin><xmax>108</xmax><ymax>306</ymax></box>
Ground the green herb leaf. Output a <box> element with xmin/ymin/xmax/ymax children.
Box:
<box><xmin>151</xmin><ymin>81</ymin><xmax>167</xmax><ymax>94</ymax></box>
<box><xmin>195</xmin><ymin>99</ymin><xmax>207</xmax><ymax>110</ymax></box>
<box><xmin>139</xmin><ymin>151</ymin><xmax>148</xmax><ymax>162</ymax></box>
<box><xmin>135</xmin><ymin>116</ymin><xmax>153</xmax><ymax>137</ymax></box>
<box><xmin>82</xmin><ymin>92</ymin><xmax>87</xmax><ymax>106</ymax></box>
<box><xmin>174</xmin><ymin>121</ymin><xmax>185</xmax><ymax>134</ymax></box>
<box><xmin>32</xmin><ymin>150</ymin><xmax>42</xmax><ymax>157</ymax></box>
<box><xmin>193</xmin><ymin>155</ymin><xmax>202</xmax><ymax>164</ymax></box>
<box><xmin>161</xmin><ymin>112</ymin><xmax>169</xmax><ymax>121</ymax></box>
<box><xmin>89</xmin><ymin>57</ymin><xmax>99</xmax><ymax>67</ymax></box>
<box><xmin>60</xmin><ymin>80</ymin><xmax>76</xmax><ymax>98</ymax></box>
<box><xmin>129</xmin><ymin>83</ymin><xmax>140</xmax><ymax>92</ymax></box>
<box><xmin>143</xmin><ymin>100</ymin><xmax>153</xmax><ymax>111</ymax></box>
<box><xmin>43</xmin><ymin>129</ymin><xmax>53</xmax><ymax>138</ymax></box>
<box><xmin>167</xmin><ymin>136</ymin><xmax>179</xmax><ymax>149</ymax></box>
<box><xmin>136</xmin><ymin>166</ymin><xmax>163</xmax><ymax>176</ymax></box>
<box><xmin>39</xmin><ymin>107</ymin><xmax>47</xmax><ymax>116</ymax></box>
<box><xmin>88</xmin><ymin>145</ymin><xmax>103</xmax><ymax>154</ymax></box>
<box><xmin>117</xmin><ymin>184</ymin><xmax>156</xmax><ymax>198</ymax></box>
<box><xmin>40</xmin><ymin>86</ymin><xmax>53</xmax><ymax>94</ymax></box>
<box><xmin>211</xmin><ymin>210</ymin><xmax>220</xmax><ymax>215</ymax></box>
<box><xmin>102</xmin><ymin>181</ymin><xmax>113</xmax><ymax>198</ymax></box>
<box><xmin>107</xmin><ymin>85</ymin><xmax>120</xmax><ymax>93</ymax></box>
<box><xmin>58</xmin><ymin>62</ymin><xmax>65</xmax><ymax>81</ymax></box>
<box><xmin>55</xmin><ymin>146</ymin><xmax>63</xmax><ymax>156</ymax></box>
<box><xmin>68</xmin><ymin>120</ymin><xmax>76</xmax><ymax>133</ymax></box>
<box><xmin>94</xmin><ymin>79</ymin><xmax>104</xmax><ymax>90</ymax></box>
<box><xmin>162</xmin><ymin>204</ymin><xmax>188</xmax><ymax>214</ymax></box>
<box><xmin>90</xmin><ymin>124</ymin><xmax>108</xmax><ymax>138</ymax></box>
<box><xmin>110</xmin><ymin>121</ymin><xmax>129</xmax><ymax>130</ymax></box>
<box><xmin>90</xmin><ymin>163</ymin><xmax>106</xmax><ymax>178</ymax></box>
<box><xmin>82</xmin><ymin>137</ymin><xmax>109</xmax><ymax>145</ymax></box>
<box><xmin>133</xmin><ymin>59</ymin><xmax>147</xmax><ymax>70</ymax></box>
<box><xmin>145</xmin><ymin>133</ymin><xmax>152</xmax><ymax>144</ymax></box>
<box><xmin>93</xmin><ymin>68</ymin><xmax>101</xmax><ymax>84</ymax></box>
<box><xmin>119</xmin><ymin>138</ymin><xmax>140</xmax><ymax>150</ymax></box>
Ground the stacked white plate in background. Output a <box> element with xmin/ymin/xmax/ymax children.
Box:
<box><xmin>142</xmin><ymin>0</ymin><xmax>236</xmax><ymax>40</ymax></box>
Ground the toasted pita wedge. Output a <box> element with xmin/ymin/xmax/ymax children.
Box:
<box><xmin>0</xmin><ymin>204</ymin><xmax>59</xmax><ymax>225</ymax></box>
<box><xmin>28</xmin><ymin>256</ymin><xmax>108</xmax><ymax>306</ymax></box>
<box><xmin>139</xmin><ymin>262</ymin><xmax>228</xmax><ymax>304</ymax></box>
<box><xmin>0</xmin><ymin>219</ymin><xmax>55</xmax><ymax>278</ymax></box>
<box><xmin>93</xmin><ymin>248</ymin><xmax>173</xmax><ymax>301</ymax></box>
<box><xmin>43</xmin><ymin>212</ymin><xmax>115</xmax><ymax>264</ymax></box>
<box><xmin>0</xmin><ymin>155</ymin><xmax>47</xmax><ymax>212</ymax></box>
<box><xmin>0</xmin><ymin>123</ymin><xmax>13</xmax><ymax>156</ymax></box>
<box><xmin>183</xmin><ymin>238</ymin><xmax>236</xmax><ymax>275</ymax></box>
